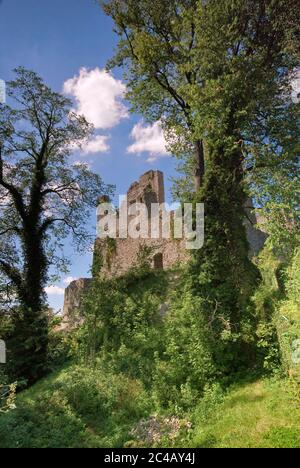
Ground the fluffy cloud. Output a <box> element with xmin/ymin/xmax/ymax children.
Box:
<box><xmin>45</xmin><ymin>285</ymin><xmax>65</xmax><ymax>296</ymax></box>
<box><xmin>81</xmin><ymin>135</ymin><xmax>110</xmax><ymax>155</ymax></box>
<box><xmin>63</xmin><ymin>276</ymin><xmax>76</xmax><ymax>285</ymax></box>
<box><xmin>127</xmin><ymin>121</ymin><xmax>170</xmax><ymax>162</ymax></box>
<box><xmin>45</xmin><ymin>277</ymin><xmax>77</xmax><ymax>296</ymax></box>
<box><xmin>63</xmin><ymin>67</ymin><xmax>128</xmax><ymax>130</ymax></box>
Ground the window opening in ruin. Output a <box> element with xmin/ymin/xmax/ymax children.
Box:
<box><xmin>153</xmin><ymin>253</ymin><xmax>163</xmax><ymax>270</ymax></box>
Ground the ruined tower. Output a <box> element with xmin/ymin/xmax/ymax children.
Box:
<box><xmin>62</xmin><ymin>170</ymin><xmax>267</xmax><ymax>321</ymax></box>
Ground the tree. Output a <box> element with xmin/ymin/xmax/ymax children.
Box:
<box><xmin>102</xmin><ymin>0</ymin><xmax>300</xmax><ymax>374</ymax></box>
<box><xmin>102</xmin><ymin>0</ymin><xmax>205</xmax><ymax>190</ymax></box>
<box><xmin>187</xmin><ymin>0</ymin><xmax>299</xmax><ymax>369</ymax></box>
<box><xmin>247</xmin><ymin>92</ymin><xmax>300</xmax><ymax>261</ymax></box>
<box><xmin>0</xmin><ymin>68</ymin><xmax>111</xmax><ymax>384</ymax></box>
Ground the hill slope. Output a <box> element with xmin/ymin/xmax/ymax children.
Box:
<box><xmin>0</xmin><ymin>364</ymin><xmax>299</xmax><ymax>448</ymax></box>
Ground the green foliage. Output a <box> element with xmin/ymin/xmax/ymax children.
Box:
<box><xmin>0</xmin><ymin>383</ymin><xmax>16</xmax><ymax>414</ymax></box>
<box><xmin>276</xmin><ymin>247</ymin><xmax>300</xmax><ymax>380</ymax></box>
<box><xmin>152</xmin><ymin>291</ymin><xmax>216</xmax><ymax>411</ymax></box>
<box><xmin>252</xmin><ymin>249</ymin><xmax>282</xmax><ymax>371</ymax></box>
<box><xmin>183</xmin><ymin>377</ymin><xmax>300</xmax><ymax>448</ymax></box>
<box><xmin>263</xmin><ymin>427</ymin><xmax>300</xmax><ymax>449</ymax></box>
<box><xmin>56</xmin><ymin>366</ymin><xmax>149</xmax><ymax>423</ymax></box>
<box><xmin>79</xmin><ymin>264</ymin><xmax>168</xmax><ymax>386</ymax></box>
<box><xmin>189</xmin><ymin>151</ymin><xmax>261</xmax><ymax>375</ymax></box>
<box><xmin>0</xmin><ymin>370</ymin><xmax>16</xmax><ymax>414</ymax></box>
<box><xmin>252</xmin><ymin>244</ymin><xmax>300</xmax><ymax>385</ymax></box>
<box><xmin>1</xmin><ymin>250</ymin><xmax>300</xmax><ymax>447</ymax></box>
<box><xmin>0</xmin><ymin>67</ymin><xmax>112</xmax><ymax>385</ymax></box>
<box><xmin>248</xmin><ymin>99</ymin><xmax>300</xmax><ymax>262</ymax></box>
<box><xmin>100</xmin><ymin>0</ymin><xmax>300</xmax><ymax>386</ymax></box>
<box><xmin>2</xmin><ymin>366</ymin><xmax>299</xmax><ymax>447</ymax></box>
<box><xmin>47</xmin><ymin>317</ymin><xmax>74</xmax><ymax>370</ymax></box>
<box><xmin>92</xmin><ymin>243</ymin><xmax>104</xmax><ymax>277</ymax></box>
<box><xmin>105</xmin><ymin>237</ymin><xmax>117</xmax><ymax>270</ymax></box>
<box><xmin>0</xmin><ymin>0</ymin><xmax>299</xmax><ymax>448</ymax></box>
<box><xmin>0</xmin><ymin>364</ymin><xmax>150</xmax><ymax>448</ymax></box>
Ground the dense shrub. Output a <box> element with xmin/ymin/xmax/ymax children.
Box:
<box><xmin>0</xmin><ymin>370</ymin><xmax>16</xmax><ymax>414</ymax></box>
<box><xmin>152</xmin><ymin>292</ymin><xmax>216</xmax><ymax>411</ymax></box>
<box><xmin>78</xmin><ymin>267</ymin><xmax>168</xmax><ymax>386</ymax></box>
<box><xmin>0</xmin><ymin>364</ymin><xmax>150</xmax><ymax>448</ymax></box>
<box><xmin>252</xmin><ymin>249</ymin><xmax>282</xmax><ymax>371</ymax></box>
<box><xmin>276</xmin><ymin>248</ymin><xmax>300</xmax><ymax>381</ymax></box>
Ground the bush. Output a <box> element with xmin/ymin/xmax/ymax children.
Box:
<box><xmin>252</xmin><ymin>249</ymin><xmax>282</xmax><ymax>372</ymax></box>
<box><xmin>276</xmin><ymin>248</ymin><xmax>300</xmax><ymax>383</ymax></box>
<box><xmin>0</xmin><ymin>364</ymin><xmax>150</xmax><ymax>448</ymax></box>
<box><xmin>152</xmin><ymin>292</ymin><xmax>216</xmax><ymax>411</ymax></box>
<box><xmin>78</xmin><ymin>268</ymin><xmax>167</xmax><ymax>386</ymax></box>
<box><xmin>0</xmin><ymin>370</ymin><xmax>16</xmax><ymax>414</ymax></box>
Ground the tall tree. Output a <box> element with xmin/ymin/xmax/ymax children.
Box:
<box><xmin>188</xmin><ymin>0</ymin><xmax>299</xmax><ymax>369</ymax></box>
<box><xmin>102</xmin><ymin>0</ymin><xmax>205</xmax><ymax>190</ymax></box>
<box><xmin>102</xmin><ymin>0</ymin><xmax>300</xmax><ymax>374</ymax></box>
<box><xmin>0</xmin><ymin>68</ymin><xmax>111</xmax><ymax>384</ymax></box>
<box><xmin>246</xmin><ymin>82</ymin><xmax>300</xmax><ymax>261</ymax></box>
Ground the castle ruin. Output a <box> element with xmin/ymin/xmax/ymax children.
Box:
<box><xmin>63</xmin><ymin>170</ymin><xmax>267</xmax><ymax>321</ymax></box>
<box><xmin>94</xmin><ymin>170</ymin><xmax>189</xmax><ymax>278</ymax></box>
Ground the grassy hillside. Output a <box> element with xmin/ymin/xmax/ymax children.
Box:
<box><xmin>0</xmin><ymin>364</ymin><xmax>150</xmax><ymax>448</ymax></box>
<box><xmin>0</xmin><ymin>364</ymin><xmax>299</xmax><ymax>448</ymax></box>
<box><xmin>1</xmin><ymin>250</ymin><xmax>299</xmax><ymax>449</ymax></box>
<box><xmin>186</xmin><ymin>378</ymin><xmax>300</xmax><ymax>448</ymax></box>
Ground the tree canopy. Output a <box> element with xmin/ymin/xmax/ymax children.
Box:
<box><xmin>0</xmin><ymin>68</ymin><xmax>111</xmax><ymax>382</ymax></box>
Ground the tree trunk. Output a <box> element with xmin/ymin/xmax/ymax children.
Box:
<box><xmin>190</xmin><ymin>137</ymin><xmax>260</xmax><ymax>375</ymax></box>
<box><xmin>8</xmin><ymin>226</ymin><xmax>49</xmax><ymax>385</ymax></box>
<box><xmin>194</xmin><ymin>139</ymin><xmax>205</xmax><ymax>191</ymax></box>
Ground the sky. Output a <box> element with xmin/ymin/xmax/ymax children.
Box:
<box><xmin>0</xmin><ymin>0</ymin><xmax>178</xmax><ymax>311</ymax></box>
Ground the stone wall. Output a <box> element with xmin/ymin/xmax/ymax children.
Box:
<box><xmin>94</xmin><ymin>236</ymin><xmax>189</xmax><ymax>278</ymax></box>
<box><xmin>64</xmin><ymin>170</ymin><xmax>267</xmax><ymax>317</ymax></box>
<box><xmin>127</xmin><ymin>170</ymin><xmax>165</xmax><ymax>206</ymax></box>
<box><xmin>62</xmin><ymin>278</ymin><xmax>92</xmax><ymax>327</ymax></box>
<box><xmin>94</xmin><ymin>171</ymin><xmax>267</xmax><ymax>278</ymax></box>
<box><xmin>94</xmin><ymin>170</ymin><xmax>190</xmax><ymax>278</ymax></box>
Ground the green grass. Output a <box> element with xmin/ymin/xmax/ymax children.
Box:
<box><xmin>0</xmin><ymin>364</ymin><xmax>151</xmax><ymax>448</ymax></box>
<box><xmin>0</xmin><ymin>365</ymin><xmax>300</xmax><ymax>448</ymax></box>
<box><xmin>1</xmin><ymin>365</ymin><xmax>299</xmax><ymax>448</ymax></box>
<box><xmin>186</xmin><ymin>377</ymin><xmax>300</xmax><ymax>448</ymax></box>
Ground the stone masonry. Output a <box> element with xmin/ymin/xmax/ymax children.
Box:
<box><xmin>63</xmin><ymin>170</ymin><xmax>267</xmax><ymax>320</ymax></box>
<box><xmin>62</xmin><ymin>278</ymin><xmax>92</xmax><ymax>328</ymax></box>
<box><xmin>94</xmin><ymin>170</ymin><xmax>189</xmax><ymax>278</ymax></box>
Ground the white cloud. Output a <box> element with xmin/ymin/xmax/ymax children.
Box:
<box><xmin>63</xmin><ymin>67</ymin><xmax>128</xmax><ymax>129</ymax></box>
<box><xmin>45</xmin><ymin>285</ymin><xmax>65</xmax><ymax>296</ymax></box>
<box><xmin>63</xmin><ymin>276</ymin><xmax>76</xmax><ymax>285</ymax></box>
<box><xmin>127</xmin><ymin>121</ymin><xmax>170</xmax><ymax>162</ymax></box>
<box><xmin>81</xmin><ymin>135</ymin><xmax>110</xmax><ymax>155</ymax></box>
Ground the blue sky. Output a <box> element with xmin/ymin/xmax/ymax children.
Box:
<box><xmin>0</xmin><ymin>0</ymin><xmax>178</xmax><ymax>311</ymax></box>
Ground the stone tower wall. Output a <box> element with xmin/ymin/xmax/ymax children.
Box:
<box><xmin>63</xmin><ymin>170</ymin><xmax>267</xmax><ymax>317</ymax></box>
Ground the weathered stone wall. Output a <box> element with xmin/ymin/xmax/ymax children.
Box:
<box><xmin>94</xmin><ymin>236</ymin><xmax>189</xmax><ymax>278</ymax></box>
<box><xmin>64</xmin><ymin>170</ymin><xmax>267</xmax><ymax>317</ymax></box>
<box><xmin>127</xmin><ymin>170</ymin><xmax>165</xmax><ymax>206</ymax></box>
<box><xmin>93</xmin><ymin>171</ymin><xmax>267</xmax><ymax>279</ymax></box>
<box><xmin>62</xmin><ymin>278</ymin><xmax>92</xmax><ymax>327</ymax></box>
<box><xmin>94</xmin><ymin>170</ymin><xmax>189</xmax><ymax>277</ymax></box>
